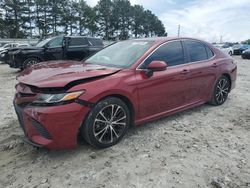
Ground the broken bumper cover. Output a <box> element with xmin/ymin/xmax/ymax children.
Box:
<box><xmin>14</xmin><ymin>101</ymin><xmax>91</xmax><ymax>150</ymax></box>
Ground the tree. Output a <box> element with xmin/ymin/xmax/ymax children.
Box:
<box><xmin>0</xmin><ymin>0</ymin><xmax>166</xmax><ymax>39</ymax></box>
<box><xmin>0</xmin><ymin>7</ymin><xmax>5</xmax><ymax>37</ymax></box>
<box><xmin>131</xmin><ymin>5</ymin><xmax>144</xmax><ymax>38</ymax></box>
<box><xmin>242</xmin><ymin>39</ymin><xmax>250</xmax><ymax>45</ymax></box>
<box><xmin>112</xmin><ymin>0</ymin><xmax>131</xmax><ymax>40</ymax></box>
<box><xmin>60</xmin><ymin>0</ymin><xmax>77</xmax><ymax>35</ymax></box>
<box><xmin>34</xmin><ymin>0</ymin><xmax>53</xmax><ymax>38</ymax></box>
<box><xmin>2</xmin><ymin>0</ymin><xmax>28</xmax><ymax>38</ymax></box>
<box><xmin>21</xmin><ymin>0</ymin><xmax>35</xmax><ymax>37</ymax></box>
<box><xmin>95</xmin><ymin>0</ymin><xmax>114</xmax><ymax>40</ymax></box>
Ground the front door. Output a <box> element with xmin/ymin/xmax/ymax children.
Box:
<box><xmin>44</xmin><ymin>37</ymin><xmax>64</xmax><ymax>61</ymax></box>
<box><xmin>136</xmin><ymin>40</ymin><xmax>192</xmax><ymax>120</ymax></box>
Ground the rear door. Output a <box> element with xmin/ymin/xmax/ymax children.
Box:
<box><xmin>183</xmin><ymin>40</ymin><xmax>217</xmax><ymax>102</ymax></box>
<box><xmin>136</xmin><ymin>40</ymin><xmax>192</xmax><ymax>119</ymax></box>
<box><xmin>66</xmin><ymin>37</ymin><xmax>89</xmax><ymax>60</ymax></box>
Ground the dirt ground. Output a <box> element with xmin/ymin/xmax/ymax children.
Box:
<box><xmin>0</xmin><ymin>56</ymin><xmax>249</xmax><ymax>188</ymax></box>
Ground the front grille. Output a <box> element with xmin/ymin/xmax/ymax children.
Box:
<box><xmin>18</xmin><ymin>92</ymin><xmax>36</xmax><ymax>98</ymax></box>
<box><xmin>31</xmin><ymin>118</ymin><xmax>52</xmax><ymax>139</ymax></box>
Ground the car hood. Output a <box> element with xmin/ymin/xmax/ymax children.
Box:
<box><xmin>8</xmin><ymin>46</ymin><xmax>42</xmax><ymax>52</ymax></box>
<box><xmin>17</xmin><ymin>60</ymin><xmax>121</xmax><ymax>88</ymax></box>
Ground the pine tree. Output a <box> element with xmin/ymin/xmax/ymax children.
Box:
<box><xmin>21</xmin><ymin>0</ymin><xmax>35</xmax><ymax>38</ymax></box>
<box><xmin>112</xmin><ymin>0</ymin><xmax>131</xmax><ymax>40</ymax></box>
<box><xmin>0</xmin><ymin>0</ymin><xmax>166</xmax><ymax>39</ymax></box>
<box><xmin>95</xmin><ymin>0</ymin><xmax>114</xmax><ymax>40</ymax></box>
<box><xmin>131</xmin><ymin>5</ymin><xmax>145</xmax><ymax>38</ymax></box>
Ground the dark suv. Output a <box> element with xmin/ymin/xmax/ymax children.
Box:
<box><xmin>7</xmin><ymin>36</ymin><xmax>104</xmax><ymax>69</ymax></box>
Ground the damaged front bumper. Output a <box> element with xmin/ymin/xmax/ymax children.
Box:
<box><xmin>14</xmin><ymin>99</ymin><xmax>91</xmax><ymax>150</ymax></box>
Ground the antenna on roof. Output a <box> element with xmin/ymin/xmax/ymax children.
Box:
<box><xmin>177</xmin><ymin>25</ymin><xmax>181</xmax><ymax>37</ymax></box>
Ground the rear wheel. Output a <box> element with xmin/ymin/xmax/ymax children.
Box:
<box><xmin>23</xmin><ymin>58</ymin><xmax>40</xmax><ymax>69</ymax></box>
<box><xmin>81</xmin><ymin>97</ymin><xmax>130</xmax><ymax>148</ymax></box>
<box><xmin>229</xmin><ymin>51</ymin><xmax>232</xmax><ymax>56</ymax></box>
<box><xmin>210</xmin><ymin>75</ymin><xmax>231</xmax><ymax>106</ymax></box>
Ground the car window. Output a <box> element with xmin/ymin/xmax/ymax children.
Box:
<box><xmin>205</xmin><ymin>46</ymin><xmax>214</xmax><ymax>59</ymax></box>
<box><xmin>142</xmin><ymin>41</ymin><xmax>185</xmax><ymax>68</ymax></box>
<box><xmin>185</xmin><ymin>40</ymin><xmax>208</xmax><ymax>62</ymax></box>
<box><xmin>69</xmin><ymin>38</ymin><xmax>88</xmax><ymax>46</ymax></box>
<box><xmin>48</xmin><ymin>37</ymin><xmax>63</xmax><ymax>48</ymax></box>
<box><xmin>222</xmin><ymin>44</ymin><xmax>230</xmax><ymax>48</ymax></box>
<box><xmin>88</xmin><ymin>38</ymin><xmax>103</xmax><ymax>46</ymax></box>
<box><xmin>4</xmin><ymin>44</ymin><xmax>11</xmax><ymax>48</ymax></box>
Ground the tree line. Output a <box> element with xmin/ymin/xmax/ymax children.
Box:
<box><xmin>0</xmin><ymin>0</ymin><xmax>167</xmax><ymax>40</ymax></box>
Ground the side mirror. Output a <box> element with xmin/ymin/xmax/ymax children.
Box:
<box><xmin>144</xmin><ymin>61</ymin><xmax>167</xmax><ymax>78</ymax></box>
<box><xmin>148</xmin><ymin>61</ymin><xmax>167</xmax><ymax>71</ymax></box>
<box><xmin>44</xmin><ymin>43</ymin><xmax>49</xmax><ymax>50</ymax></box>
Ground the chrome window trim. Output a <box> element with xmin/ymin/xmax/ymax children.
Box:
<box><xmin>136</xmin><ymin>39</ymin><xmax>216</xmax><ymax>71</ymax></box>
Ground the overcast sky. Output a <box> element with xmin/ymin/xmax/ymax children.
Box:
<box><xmin>86</xmin><ymin>0</ymin><xmax>250</xmax><ymax>42</ymax></box>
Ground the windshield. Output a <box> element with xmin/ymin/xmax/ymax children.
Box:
<box><xmin>2</xmin><ymin>44</ymin><xmax>11</xmax><ymax>48</ymax></box>
<box><xmin>85</xmin><ymin>40</ymin><xmax>154</xmax><ymax>68</ymax></box>
<box><xmin>214</xmin><ymin>44</ymin><xmax>223</xmax><ymax>48</ymax></box>
<box><xmin>36</xmin><ymin>38</ymin><xmax>52</xmax><ymax>47</ymax></box>
<box><xmin>233</xmin><ymin>44</ymin><xmax>241</xmax><ymax>49</ymax></box>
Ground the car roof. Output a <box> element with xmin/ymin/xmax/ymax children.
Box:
<box><xmin>67</xmin><ymin>36</ymin><xmax>102</xmax><ymax>40</ymax></box>
<box><xmin>132</xmin><ymin>37</ymin><xmax>210</xmax><ymax>44</ymax></box>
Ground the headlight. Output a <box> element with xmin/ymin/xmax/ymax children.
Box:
<box><xmin>0</xmin><ymin>50</ymin><xmax>7</xmax><ymax>54</ymax></box>
<box><xmin>33</xmin><ymin>90</ymin><xmax>85</xmax><ymax>105</ymax></box>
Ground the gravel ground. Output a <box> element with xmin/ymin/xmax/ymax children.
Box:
<box><xmin>0</xmin><ymin>56</ymin><xmax>249</xmax><ymax>188</ymax></box>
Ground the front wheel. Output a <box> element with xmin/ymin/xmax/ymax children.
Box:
<box><xmin>81</xmin><ymin>97</ymin><xmax>130</xmax><ymax>148</ymax></box>
<box><xmin>23</xmin><ymin>58</ymin><xmax>40</xmax><ymax>69</ymax></box>
<box><xmin>210</xmin><ymin>75</ymin><xmax>231</xmax><ymax>106</ymax></box>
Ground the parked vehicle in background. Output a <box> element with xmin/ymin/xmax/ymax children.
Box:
<box><xmin>233</xmin><ymin>44</ymin><xmax>250</xmax><ymax>55</ymax></box>
<box><xmin>214</xmin><ymin>43</ymin><xmax>233</xmax><ymax>56</ymax></box>
<box><xmin>13</xmin><ymin>37</ymin><xmax>237</xmax><ymax>149</ymax></box>
<box><xmin>6</xmin><ymin>36</ymin><xmax>104</xmax><ymax>69</ymax></box>
<box><xmin>241</xmin><ymin>49</ymin><xmax>250</xmax><ymax>59</ymax></box>
<box><xmin>0</xmin><ymin>42</ymin><xmax>8</xmax><ymax>47</ymax></box>
<box><xmin>0</xmin><ymin>43</ymin><xmax>30</xmax><ymax>63</ymax></box>
<box><xmin>0</xmin><ymin>43</ymin><xmax>19</xmax><ymax>51</ymax></box>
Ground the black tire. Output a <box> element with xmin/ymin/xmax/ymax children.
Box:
<box><xmin>229</xmin><ymin>51</ymin><xmax>232</xmax><ymax>56</ymax></box>
<box><xmin>81</xmin><ymin>97</ymin><xmax>130</xmax><ymax>148</ymax></box>
<box><xmin>23</xmin><ymin>58</ymin><xmax>40</xmax><ymax>69</ymax></box>
<box><xmin>210</xmin><ymin>75</ymin><xmax>231</xmax><ymax>106</ymax></box>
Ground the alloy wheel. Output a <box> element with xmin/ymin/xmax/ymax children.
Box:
<box><xmin>215</xmin><ymin>77</ymin><xmax>230</xmax><ymax>104</ymax></box>
<box><xmin>26</xmin><ymin>59</ymin><xmax>38</xmax><ymax>67</ymax></box>
<box><xmin>93</xmin><ymin>104</ymin><xmax>127</xmax><ymax>144</ymax></box>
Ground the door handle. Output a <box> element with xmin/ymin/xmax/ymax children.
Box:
<box><xmin>212</xmin><ymin>63</ymin><xmax>218</xmax><ymax>67</ymax></box>
<box><xmin>180</xmin><ymin>69</ymin><xmax>190</xmax><ymax>74</ymax></box>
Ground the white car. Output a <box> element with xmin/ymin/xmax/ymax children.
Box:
<box><xmin>0</xmin><ymin>43</ymin><xmax>30</xmax><ymax>63</ymax></box>
<box><xmin>0</xmin><ymin>43</ymin><xmax>19</xmax><ymax>51</ymax></box>
<box><xmin>0</xmin><ymin>43</ymin><xmax>30</xmax><ymax>51</ymax></box>
<box><xmin>214</xmin><ymin>44</ymin><xmax>233</xmax><ymax>56</ymax></box>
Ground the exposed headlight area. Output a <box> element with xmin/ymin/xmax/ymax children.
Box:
<box><xmin>32</xmin><ymin>90</ymin><xmax>85</xmax><ymax>106</ymax></box>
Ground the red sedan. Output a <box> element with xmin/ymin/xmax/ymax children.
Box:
<box><xmin>14</xmin><ymin>37</ymin><xmax>237</xmax><ymax>149</ymax></box>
